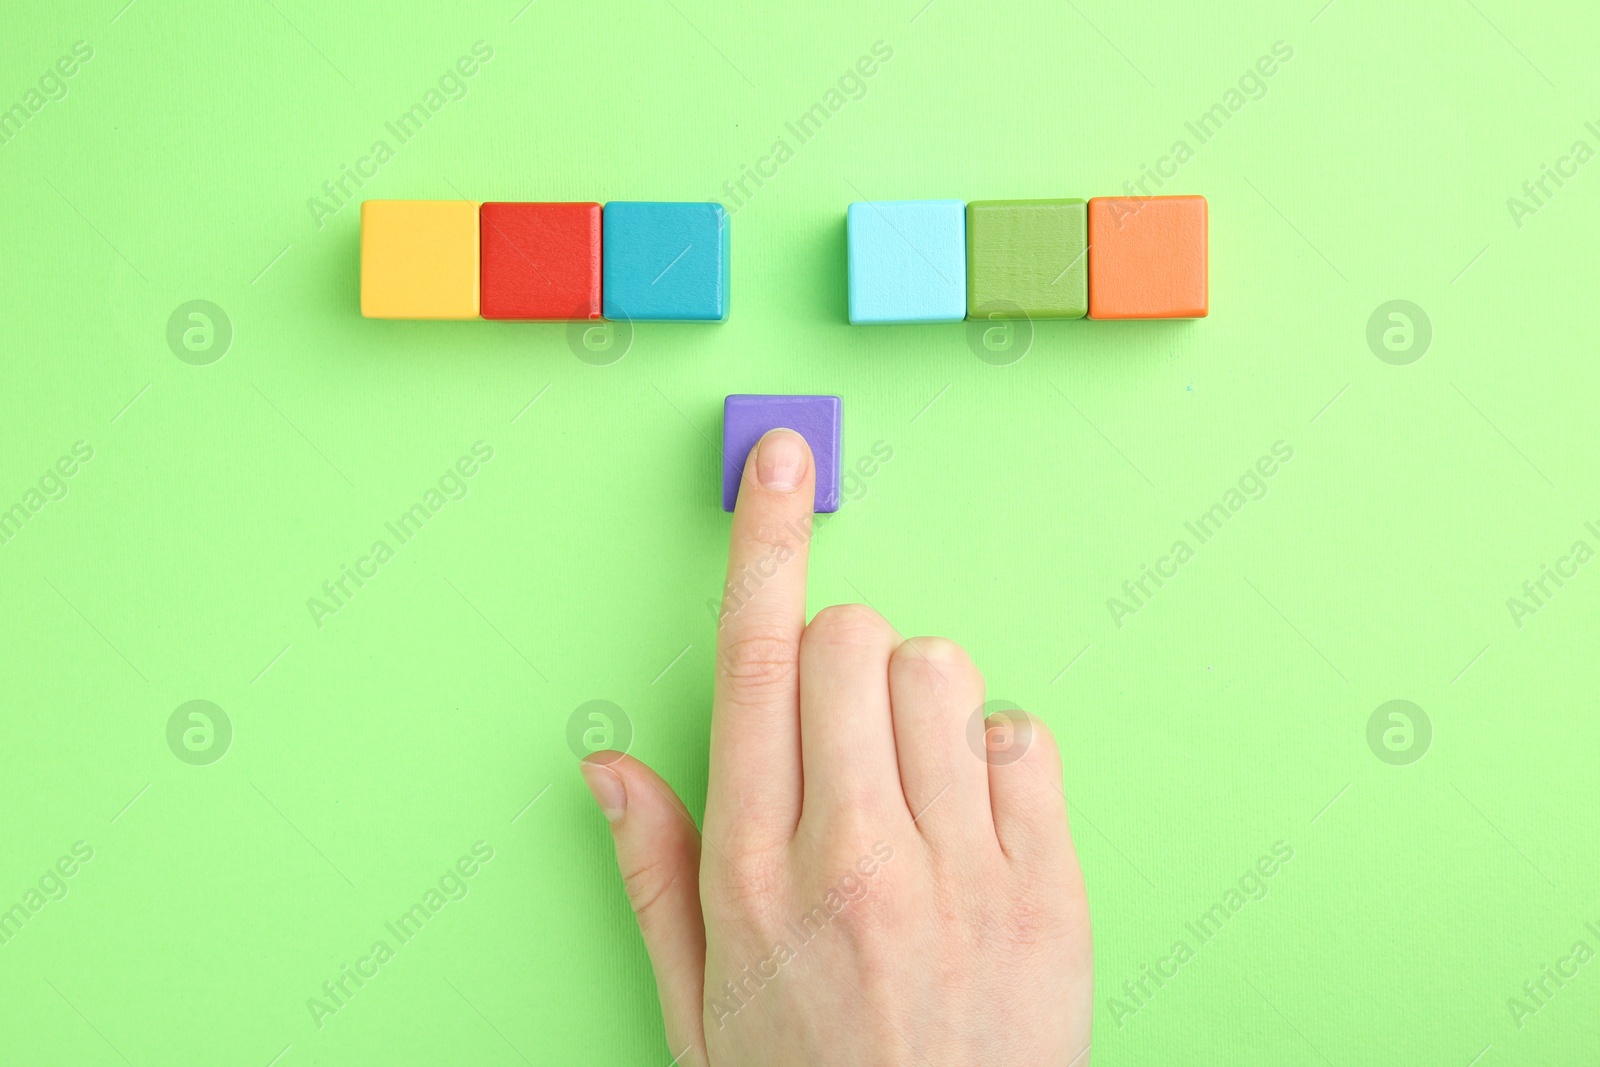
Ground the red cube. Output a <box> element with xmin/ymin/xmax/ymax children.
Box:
<box><xmin>479</xmin><ymin>202</ymin><xmax>602</xmax><ymax>320</ymax></box>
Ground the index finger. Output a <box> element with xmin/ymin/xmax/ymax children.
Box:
<box><xmin>705</xmin><ymin>428</ymin><xmax>815</xmax><ymax>848</ymax></box>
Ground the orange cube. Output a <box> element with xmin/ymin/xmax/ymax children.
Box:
<box><xmin>1087</xmin><ymin>196</ymin><xmax>1207</xmax><ymax>319</ymax></box>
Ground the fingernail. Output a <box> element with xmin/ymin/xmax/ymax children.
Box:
<box><xmin>756</xmin><ymin>429</ymin><xmax>807</xmax><ymax>493</ymax></box>
<box><xmin>580</xmin><ymin>760</ymin><xmax>626</xmax><ymax>822</ymax></box>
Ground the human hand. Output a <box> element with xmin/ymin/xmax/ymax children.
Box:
<box><xmin>580</xmin><ymin>428</ymin><xmax>1093</xmax><ymax>1065</ymax></box>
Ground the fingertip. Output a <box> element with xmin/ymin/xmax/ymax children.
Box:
<box><xmin>986</xmin><ymin>712</ymin><xmax>1064</xmax><ymax>785</ymax></box>
<box><xmin>1012</xmin><ymin>713</ymin><xmax>1061</xmax><ymax>767</ymax></box>
<box><xmin>592</xmin><ymin>752</ymin><xmax>701</xmax><ymax>823</ymax></box>
<box><xmin>745</xmin><ymin>427</ymin><xmax>814</xmax><ymax>496</ymax></box>
<box><xmin>579</xmin><ymin>755</ymin><xmax>626</xmax><ymax>822</ymax></box>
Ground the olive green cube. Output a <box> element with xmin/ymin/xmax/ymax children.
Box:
<box><xmin>965</xmin><ymin>199</ymin><xmax>1088</xmax><ymax>320</ymax></box>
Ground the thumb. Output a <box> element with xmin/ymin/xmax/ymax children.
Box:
<box><xmin>581</xmin><ymin>753</ymin><xmax>708</xmax><ymax>1065</ymax></box>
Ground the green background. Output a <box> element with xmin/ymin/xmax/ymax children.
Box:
<box><xmin>3</xmin><ymin>0</ymin><xmax>1597</xmax><ymax>1063</ymax></box>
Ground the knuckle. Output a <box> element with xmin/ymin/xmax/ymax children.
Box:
<box><xmin>700</xmin><ymin>847</ymin><xmax>789</xmax><ymax>928</ymax></box>
<box><xmin>620</xmin><ymin>855</ymin><xmax>684</xmax><ymax>920</ymax></box>
<box><xmin>805</xmin><ymin>844</ymin><xmax>910</xmax><ymax>945</ymax></box>
<box><xmin>890</xmin><ymin>635</ymin><xmax>979</xmax><ymax>690</ymax></box>
<box><xmin>810</xmin><ymin>816</ymin><xmax>876</xmax><ymax>862</ymax></box>
<box><xmin>807</xmin><ymin>808</ymin><xmax>907</xmax><ymax>868</ymax></box>
<box><xmin>803</xmin><ymin>604</ymin><xmax>892</xmax><ymax>650</ymax></box>
<box><xmin>718</xmin><ymin>626</ymin><xmax>798</xmax><ymax>694</ymax></box>
<box><xmin>978</xmin><ymin>882</ymin><xmax>1075</xmax><ymax>949</ymax></box>
<box><xmin>902</xmin><ymin>635</ymin><xmax>971</xmax><ymax>668</ymax></box>
<box><xmin>739</xmin><ymin>517</ymin><xmax>809</xmax><ymax>564</ymax></box>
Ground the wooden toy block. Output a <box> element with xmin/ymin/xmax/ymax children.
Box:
<box><xmin>722</xmin><ymin>394</ymin><xmax>842</xmax><ymax>513</ymax></box>
<box><xmin>602</xmin><ymin>202</ymin><xmax>729</xmax><ymax>321</ymax></box>
<box><xmin>360</xmin><ymin>200</ymin><xmax>480</xmax><ymax>319</ymax></box>
<box><xmin>847</xmin><ymin>200</ymin><xmax>966</xmax><ymax>324</ymax></box>
<box><xmin>479</xmin><ymin>202</ymin><xmax>602</xmax><ymax>320</ymax></box>
<box><xmin>965</xmin><ymin>199</ymin><xmax>1087</xmax><ymax>319</ymax></box>
<box><xmin>1087</xmin><ymin>195</ymin><xmax>1208</xmax><ymax>319</ymax></box>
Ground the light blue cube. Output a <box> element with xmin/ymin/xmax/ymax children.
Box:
<box><xmin>603</xmin><ymin>202</ymin><xmax>729</xmax><ymax>322</ymax></box>
<box><xmin>847</xmin><ymin>200</ymin><xmax>966</xmax><ymax>324</ymax></box>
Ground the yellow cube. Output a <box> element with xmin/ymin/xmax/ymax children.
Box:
<box><xmin>360</xmin><ymin>200</ymin><xmax>480</xmax><ymax>319</ymax></box>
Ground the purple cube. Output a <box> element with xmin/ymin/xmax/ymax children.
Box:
<box><xmin>722</xmin><ymin>394</ymin><xmax>842</xmax><ymax>513</ymax></box>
